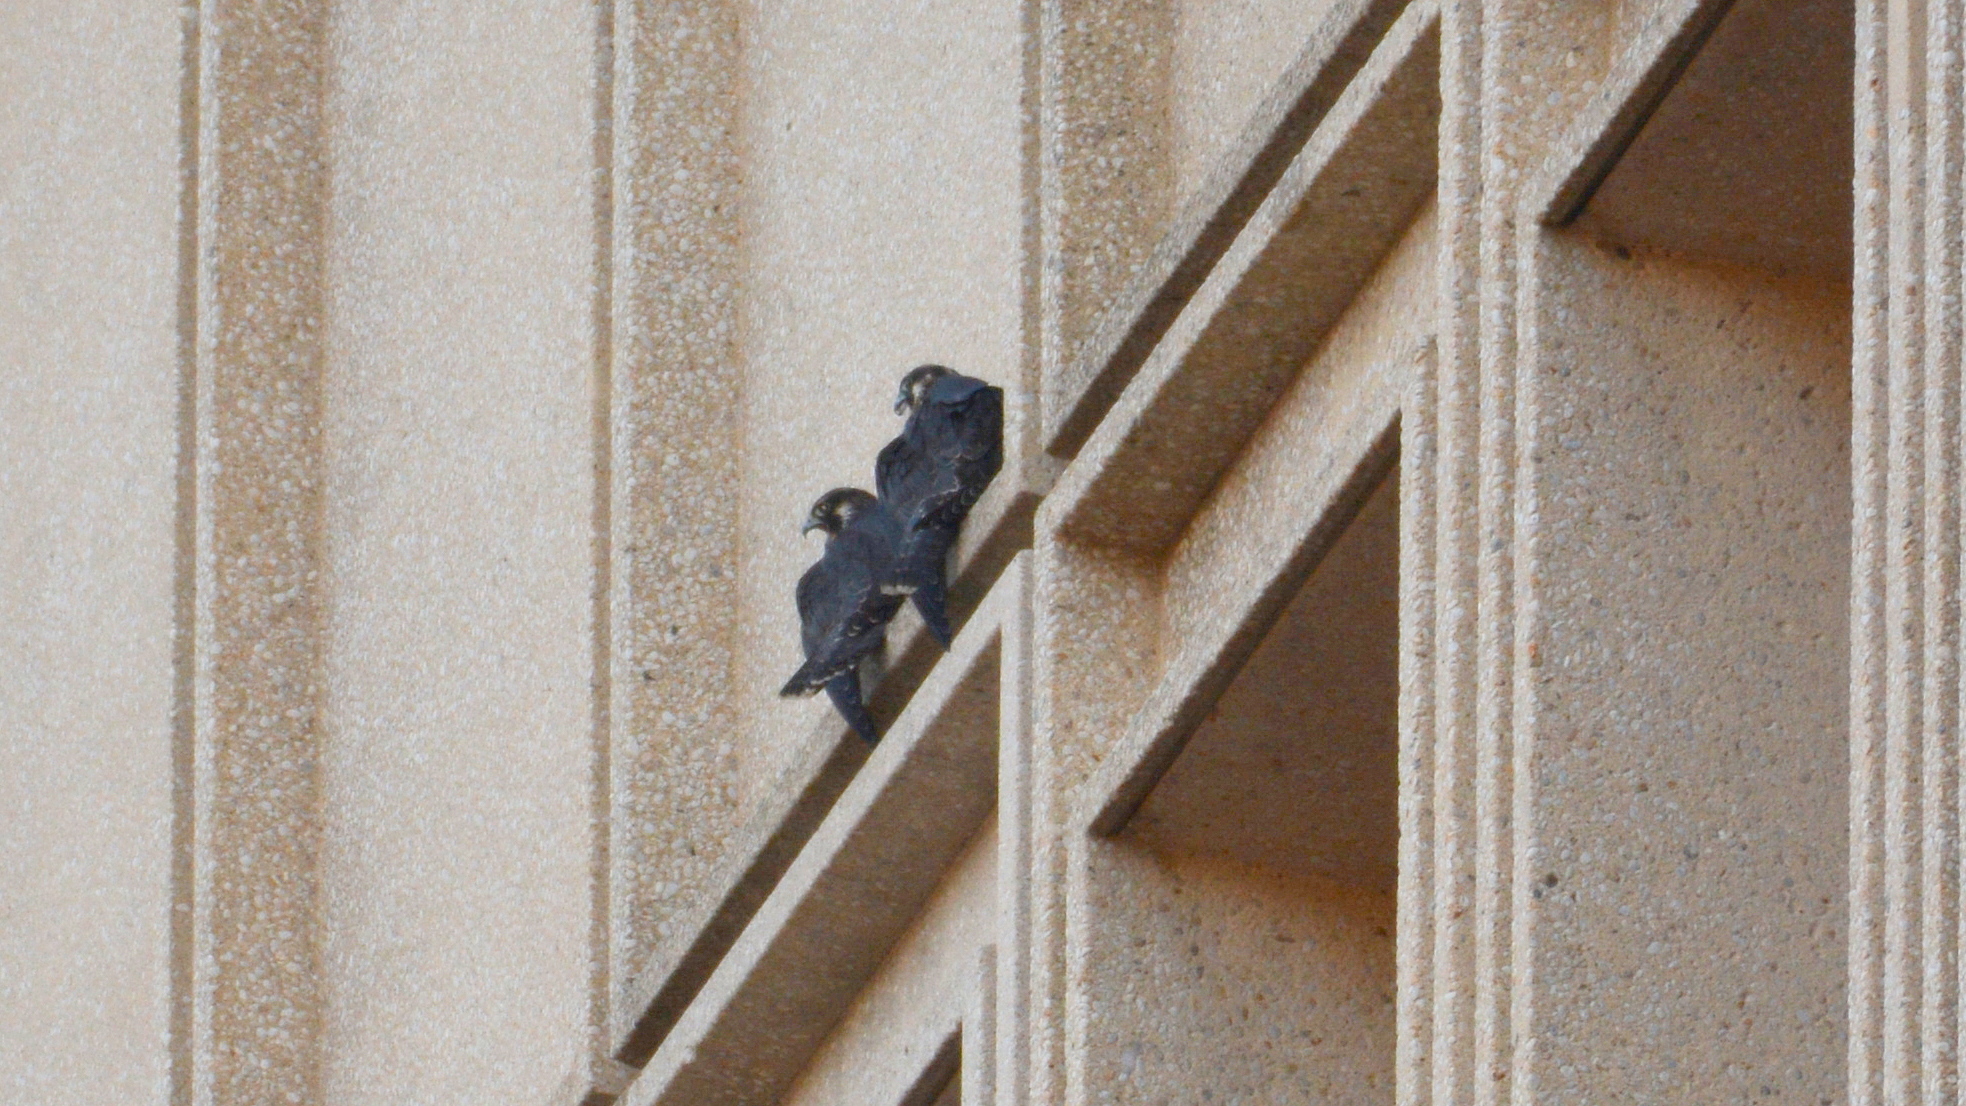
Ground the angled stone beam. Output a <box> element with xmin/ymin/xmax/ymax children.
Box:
<box><xmin>616</xmin><ymin>555</ymin><xmax>1028</xmax><ymax>1106</ymax></box>
<box><xmin>1044</xmin><ymin>0</ymin><xmax>1415</xmax><ymax>457</ymax></box>
<box><xmin>609</xmin><ymin>468</ymin><xmax>1034</xmax><ymax>1070</ymax></box>
<box><xmin>895</xmin><ymin>1027</ymin><xmax>962</xmax><ymax>1106</ymax></box>
<box><xmin>1529</xmin><ymin>0</ymin><xmax>1737</xmax><ymax>225</ymax></box>
<box><xmin>1077</xmin><ymin>352</ymin><xmax>1409</xmax><ymax>838</ymax></box>
<box><xmin>1046</xmin><ymin>0</ymin><xmax>1439</xmax><ymax>557</ymax></box>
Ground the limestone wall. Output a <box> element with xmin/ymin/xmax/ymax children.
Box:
<box><xmin>1</xmin><ymin>0</ymin><xmax>1955</xmax><ymax>1104</ymax></box>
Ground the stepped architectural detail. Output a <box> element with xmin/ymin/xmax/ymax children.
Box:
<box><xmin>2</xmin><ymin>0</ymin><xmax>1957</xmax><ymax>1103</ymax></box>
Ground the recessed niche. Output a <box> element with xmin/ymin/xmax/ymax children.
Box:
<box><xmin>1129</xmin><ymin>463</ymin><xmax>1398</xmax><ymax>890</ymax></box>
<box><xmin>1082</xmin><ymin>463</ymin><xmax>1400</xmax><ymax>1106</ymax></box>
<box><xmin>1574</xmin><ymin>0</ymin><xmax>1854</xmax><ymax>281</ymax></box>
<box><xmin>1531</xmin><ymin>0</ymin><xmax>1853</xmax><ymax>1092</ymax></box>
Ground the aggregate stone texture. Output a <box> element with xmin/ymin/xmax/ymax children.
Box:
<box><xmin>1044</xmin><ymin>0</ymin><xmax>1412</xmax><ymax>456</ymax></box>
<box><xmin>1159</xmin><ymin>201</ymin><xmax>1432</xmax><ymax>650</ymax></box>
<box><xmin>1572</xmin><ymin>0</ymin><xmax>1854</xmax><ymax>281</ymax></box>
<box><xmin>729</xmin><ymin>0</ymin><xmax>1022</xmax><ymax>832</ymax></box>
<box><xmin>1170</xmin><ymin>0</ymin><xmax>1344</xmax><ymax>202</ymax></box>
<box><xmin>0</xmin><ymin>4</ymin><xmax>182</xmax><ymax>1101</ymax></box>
<box><xmin>7</xmin><ymin>1</ymin><xmax>1950</xmax><ymax>1104</ymax></box>
<box><xmin>781</xmin><ymin>821</ymin><xmax>997</xmax><ymax>1106</ymax></box>
<box><xmin>1522</xmin><ymin>238</ymin><xmax>1850</xmax><ymax>1100</ymax></box>
<box><xmin>1134</xmin><ymin>468</ymin><xmax>1400</xmax><ymax>891</ymax></box>
<box><xmin>1026</xmin><ymin>536</ymin><xmax>1164</xmax><ymax>1106</ymax></box>
<box><xmin>315</xmin><ymin>1</ymin><xmax>598</xmax><ymax>1101</ymax></box>
<box><xmin>1847</xmin><ymin>0</ymin><xmax>1966</xmax><ymax>1096</ymax></box>
<box><xmin>607</xmin><ymin>0</ymin><xmax>749</xmax><ymax>1054</ymax></box>
<box><xmin>194</xmin><ymin>1</ymin><xmax>335</xmax><ymax>1101</ymax></box>
<box><xmin>1038</xmin><ymin>0</ymin><xmax>1176</xmax><ymax>440</ymax></box>
<box><xmin>1049</xmin><ymin>1</ymin><xmax>1438</xmax><ymax>556</ymax></box>
<box><xmin>1073</xmin><ymin>840</ymin><xmax>1396</xmax><ymax>1105</ymax></box>
<box><xmin>1074</xmin><ymin>207</ymin><xmax>1422</xmax><ymax>835</ymax></box>
<box><xmin>1405</xmin><ymin>1</ymin><xmax>1640</xmax><ymax>1098</ymax></box>
<box><xmin>623</xmin><ymin>577</ymin><xmax>1008</xmax><ymax>1106</ymax></box>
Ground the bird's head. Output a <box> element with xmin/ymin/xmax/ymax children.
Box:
<box><xmin>894</xmin><ymin>364</ymin><xmax>954</xmax><ymax>415</ymax></box>
<box><xmin>801</xmin><ymin>487</ymin><xmax>878</xmax><ymax>536</ymax></box>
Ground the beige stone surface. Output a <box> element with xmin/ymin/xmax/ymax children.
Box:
<box><xmin>625</xmin><ymin>563</ymin><xmax>1015</xmax><ymax>1106</ymax></box>
<box><xmin>192</xmin><ymin>1</ymin><xmax>334</xmax><ymax>1098</ymax></box>
<box><xmin>1523</xmin><ymin>238</ymin><xmax>1850</xmax><ymax>1100</ymax></box>
<box><xmin>1572</xmin><ymin>0</ymin><xmax>1853</xmax><ymax>280</ymax></box>
<box><xmin>607</xmin><ymin>0</ymin><xmax>748</xmax><ymax>1053</ymax></box>
<box><xmin>732</xmin><ymin>0</ymin><xmax>1023</xmax><ymax>806</ymax></box>
<box><xmin>10</xmin><ymin>1</ymin><xmax>1957</xmax><ymax>1104</ymax></box>
<box><xmin>1134</xmin><ymin>467</ymin><xmax>1400</xmax><ymax>890</ymax></box>
<box><xmin>1171</xmin><ymin>0</ymin><xmax>1341</xmax><ymax>199</ymax></box>
<box><xmin>1043</xmin><ymin>0</ymin><xmax>1409</xmax><ymax>456</ymax></box>
<box><xmin>314</xmin><ymin>1</ymin><xmax>598</xmax><ymax>1100</ymax></box>
<box><xmin>1039</xmin><ymin>0</ymin><xmax>1176</xmax><ymax>443</ymax></box>
<box><xmin>782</xmin><ymin>820</ymin><xmax>997</xmax><ymax>1106</ymax></box>
<box><xmin>1047</xmin><ymin>1</ymin><xmax>1437</xmax><ymax>554</ymax></box>
<box><xmin>1072</xmin><ymin>840</ymin><xmax>1396</xmax><ymax>1104</ymax></box>
<box><xmin>0</xmin><ymin>4</ymin><xmax>183</xmax><ymax>1103</ymax></box>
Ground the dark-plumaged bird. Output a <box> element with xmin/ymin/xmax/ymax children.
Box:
<box><xmin>875</xmin><ymin>364</ymin><xmax>1004</xmax><ymax>648</ymax></box>
<box><xmin>779</xmin><ymin>487</ymin><xmax>907</xmax><ymax>744</ymax></box>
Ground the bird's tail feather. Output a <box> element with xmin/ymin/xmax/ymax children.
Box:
<box><xmin>911</xmin><ymin>578</ymin><xmax>955</xmax><ymax>649</ymax></box>
<box><xmin>781</xmin><ymin>656</ymin><xmax>849</xmax><ymax>697</ymax></box>
<box><xmin>824</xmin><ymin>672</ymin><xmax>880</xmax><ymax>744</ymax></box>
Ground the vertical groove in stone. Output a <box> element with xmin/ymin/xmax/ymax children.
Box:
<box><xmin>996</xmin><ymin>558</ymin><xmax>1035</xmax><ymax>1106</ymax></box>
<box><xmin>188</xmin><ymin>1</ymin><xmax>332</xmax><ymax>1102</ymax></box>
<box><xmin>606</xmin><ymin>0</ymin><xmax>746</xmax><ymax>1052</ymax></box>
<box><xmin>1922</xmin><ymin>7</ymin><xmax>1965</xmax><ymax>1102</ymax></box>
<box><xmin>1018</xmin><ymin>0</ymin><xmax>1046</xmax><ymax>451</ymax></box>
<box><xmin>169</xmin><ymin>3</ymin><xmax>204</xmax><ymax>1104</ymax></box>
<box><xmin>1025</xmin><ymin>581</ymin><xmax>1068</xmax><ymax>1106</ymax></box>
<box><xmin>1884</xmin><ymin>0</ymin><xmax>1931</xmax><ymax>1095</ymax></box>
<box><xmin>588</xmin><ymin>0</ymin><xmax>619</xmax><ymax>1080</ymax></box>
<box><xmin>1850</xmin><ymin>0</ymin><xmax>1893</xmax><ymax>1100</ymax></box>
<box><xmin>1430</xmin><ymin>3</ymin><xmax>1483</xmax><ymax>1102</ymax></box>
<box><xmin>1398</xmin><ymin>341</ymin><xmax>1441</xmax><ymax>1106</ymax></box>
<box><xmin>1036</xmin><ymin>0</ymin><xmax>1175</xmax><ymax>448</ymax></box>
<box><xmin>1852</xmin><ymin>0</ymin><xmax>1966</xmax><ymax>1099</ymax></box>
<box><xmin>1026</xmin><ymin>539</ymin><xmax>1160</xmax><ymax>1106</ymax></box>
<box><xmin>1472</xmin><ymin>3</ymin><xmax>1519</xmax><ymax>1098</ymax></box>
<box><xmin>1029</xmin><ymin>4</ymin><xmax>1175</xmax><ymax>1099</ymax></box>
<box><xmin>1005</xmin><ymin>6</ymin><xmax>1043</xmax><ymax>1088</ymax></box>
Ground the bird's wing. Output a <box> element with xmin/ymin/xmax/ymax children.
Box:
<box><xmin>943</xmin><ymin>384</ymin><xmax>1004</xmax><ymax>466</ymax></box>
<box><xmin>794</xmin><ymin>560</ymin><xmax>831</xmax><ymax>654</ymax></box>
<box><xmin>788</xmin><ymin>506</ymin><xmax>903</xmax><ymax>692</ymax></box>
<box><xmin>903</xmin><ymin>384</ymin><xmax>1003</xmax><ymax>532</ymax></box>
<box><xmin>877</xmin><ymin>422</ymin><xmax>941</xmax><ymax>529</ymax></box>
<box><xmin>874</xmin><ymin>435</ymin><xmax>910</xmax><ymax>504</ymax></box>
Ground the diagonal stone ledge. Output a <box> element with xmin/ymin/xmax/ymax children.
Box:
<box><xmin>608</xmin><ymin>463</ymin><xmax>1039</xmax><ymax>1070</ymax></box>
<box><xmin>1045</xmin><ymin>0</ymin><xmax>1439</xmax><ymax>557</ymax></box>
<box><xmin>1044</xmin><ymin>0</ymin><xmax>1415</xmax><ymax>459</ymax></box>
<box><xmin>1077</xmin><ymin>372</ymin><xmax>1406</xmax><ymax>839</ymax></box>
<box><xmin>615</xmin><ymin>555</ymin><xmax>1027</xmax><ymax>1106</ymax></box>
<box><xmin>1529</xmin><ymin>0</ymin><xmax>1736</xmax><ymax>225</ymax></box>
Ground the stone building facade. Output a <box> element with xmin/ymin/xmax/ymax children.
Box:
<box><xmin>0</xmin><ymin>0</ymin><xmax>1949</xmax><ymax>1102</ymax></box>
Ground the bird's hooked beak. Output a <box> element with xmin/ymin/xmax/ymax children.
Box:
<box><xmin>892</xmin><ymin>384</ymin><xmax>912</xmax><ymax>415</ymax></box>
<box><xmin>801</xmin><ymin>515</ymin><xmax>824</xmax><ymax>536</ymax></box>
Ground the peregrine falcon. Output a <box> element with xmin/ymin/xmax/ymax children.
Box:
<box><xmin>875</xmin><ymin>364</ymin><xmax>1004</xmax><ymax>648</ymax></box>
<box><xmin>779</xmin><ymin>488</ymin><xmax>907</xmax><ymax>744</ymax></box>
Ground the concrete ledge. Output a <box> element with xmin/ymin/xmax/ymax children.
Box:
<box><xmin>616</xmin><ymin>555</ymin><xmax>1028</xmax><ymax>1106</ymax></box>
<box><xmin>895</xmin><ymin>1027</ymin><xmax>961</xmax><ymax>1106</ymax></box>
<box><xmin>609</xmin><ymin>462</ymin><xmax>1039</xmax><ymax>1067</ymax></box>
<box><xmin>1529</xmin><ymin>0</ymin><xmax>1735</xmax><ymax>224</ymax></box>
<box><xmin>1046</xmin><ymin>1</ymin><xmax>1439</xmax><ymax>556</ymax></box>
<box><xmin>1078</xmin><ymin>395</ymin><xmax>1403</xmax><ymax>838</ymax></box>
<box><xmin>1044</xmin><ymin>0</ymin><xmax>1414</xmax><ymax>459</ymax></box>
